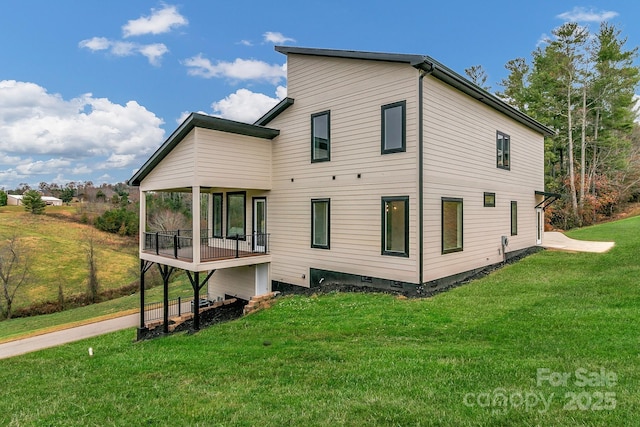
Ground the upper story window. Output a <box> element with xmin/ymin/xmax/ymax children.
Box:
<box><xmin>497</xmin><ymin>131</ymin><xmax>510</xmax><ymax>170</ymax></box>
<box><xmin>311</xmin><ymin>111</ymin><xmax>330</xmax><ymax>162</ymax></box>
<box><xmin>381</xmin><ymin>101</ymin><xmax>406</xmax><ymax>154</ymax></box>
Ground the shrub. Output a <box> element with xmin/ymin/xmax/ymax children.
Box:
<box><xmin>94</xmin><ymin>208</ymin><xmax>138</xmax><ymax>236</ymax></box>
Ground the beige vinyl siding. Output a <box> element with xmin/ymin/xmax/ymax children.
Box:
<box><xmin>422</xmin><ymin>76</ymin><xmax>544</xmax><ymax>282</ymax></box>
<box><xmin>208</xmin><ymin>265</ymin><xmax>255</xmax><ymax>301</ymax></box>
<box><xmin>142</xmin><ymin>130</ymin><xmax>196</xmax><ymax>191</ymax></box>
<box><xmin>141</xmin><ymin>128</ymin><xmax>272</xmax><ymax>192</ymax></box>
<box><xmin>268</xmin><ymin>55</ymin><xmax>421</xmax><ymax>287</ymax></box>
<box><xmin>193</xmin><ymin>128</ymin><xmax>272</xmax><ymax>190</ymax></box>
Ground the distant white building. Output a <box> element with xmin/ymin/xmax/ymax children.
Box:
<box><xmin>7</xmin><ymin>194</ymin><xmax>63</xmax><ymax>206</ymax></box>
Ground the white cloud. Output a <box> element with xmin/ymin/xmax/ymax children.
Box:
<box><xmin>122</xmin><ymin>4</ymin><xmax>188</xmax><ymax>38</ymax></box>
<box><xmin>239</xmin><ymin>40</ymin><xmax>253</xmax><ymax>46</ymax></box>
<box><xmin>0</xmin><ymin>80</ymin><xmax>165</xmax><ymax>176</ymax></box>
<box><xmin>79</xmin><ymin>37</ymin><xmax>110</xmax><ymax>51</ymax></box>
<box><xmin>183</xmin><ymin>54</ymin><xmax>286</xmax><ymax>84</ymax></box>
<box><xmin>79</xmin><ymin>38</ymin><xmax>169</xmax><ymax>66</ymax></box>
<box><xmin>557</xmin><ymin>7</ymin><xmax>618</xmax><ymax>23</ymax></box>
<box><xmin>211</xmin><ymin>86</ymin><xmax>287</xmax><ymax>123</ymax></box>
<box><xmin>263</xmin><ymin>31</ymin><xmax>295</xmax><ymax>44</ymax></box>
<box><xmin>633</xmin><ymin>94</ymin><xmax>640</xmax><ymax>123</ymax></box>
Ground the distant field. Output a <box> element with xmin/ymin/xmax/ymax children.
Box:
<box><xmin>0</xmin><ymin>205</ymin><xmax>138</xmax><ymax>311</ymax></box>
<box><xmin>0</xmin><ymin>215</ymin><xmax>637</xmax><ymax>425</ymax></box>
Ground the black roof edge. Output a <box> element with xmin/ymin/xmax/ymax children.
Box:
<box><xmin>254</xmin><ymin>97</ymin><xmax>295</xmax><ymax>126</ymax></box>
<box><xmin>128</xmin><ymin>113</ymin><xmax>279</xmax><ymax>187</ymax></box>
<box><xmin>535</xmin><ymin>190</ymin><xmax>562</xmax><ymax>198</ymax></box>
<box><xmin>275</xmin><ymin>46</ymin><xmax>555</xmax><ymax>137</ymax></box>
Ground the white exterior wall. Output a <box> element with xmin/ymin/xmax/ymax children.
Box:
<box><xmin>268</xmin><ymin>55</ymin><xmax>421</xmax><ymax>288</ymax></box>
<box><xmin>208</xmin><ymin>265</ymin><xmax>256</xmax><ymax>301</ymax></box>
<box><xmin>141</xmin><ymin>128</ymin><xmax>272</xmax><ymax>192</ymax></box>
<box><xmin>422</xmin><ymin>77</ymin><xmax>545</xmax><ymax>282</ymax></box>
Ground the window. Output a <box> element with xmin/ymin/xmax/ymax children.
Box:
<box><xmin>311</xmin><ymin>199</ymin><xmax>330</xmax><ymax>249</ymax></box>
<box><xmin>497</xmin><ymin>131</ymin><xmax>510</xmax><ymax>170</ymax></box>
<box><xmin>382</xmin><ymin>196</ymin><xmax>409</xmax><ymax>257</ymax></box>
<box><xmin>442</xmin><ymin>198</ymin><xmax>463</xmax><ymax>254</ymax></box>
<box><xmin>212</xmin><ymin>193</ymin><xmax>223</xmax><ymax>238</ymax></box>
<box><xmin>382</xmin><ymin>101</ymin><xmax>406</xmax><ymax>154</ymax></box>
<box><xmin>226</xmin><ymin>192</ymin><xmax>246</xmax><ymax>238</ymax></box>
<box><xmin>311</xmin><ymin>111</ymin><xmax>330</xmax><ymax>162</ymax></box>
<box><xmin>484</xmin><ymin>192</ymin><xmax>496</xmax><ymax>207</ymax></box>
<box><xmin>511</xmin><ymin>201</ymin><xmax>518</xmax><ymax>236</ymax></box>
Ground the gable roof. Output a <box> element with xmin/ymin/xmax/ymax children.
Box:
<box><xmin>254</xmin><ymin>97</ymin><xmax>295</xmax><ymax>126</ymax></box>
<box><xmin>274</xmin><ymin>46</ymin><xmax>554</xmax><ymax>137</ymax></box>
<box><xmin>128</xmin><ymin>113</ymin><xmax>280</xmax><ymax>187</ymax></box>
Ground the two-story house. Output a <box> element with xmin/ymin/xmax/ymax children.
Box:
<box><xmin>129</xmin><ymin>46</ymin><xmax>555</xmax><ymax>335</ymax></box>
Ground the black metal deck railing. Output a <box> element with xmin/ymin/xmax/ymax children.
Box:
<box><xmin>142</xmin><ymin>230</ymin><xmax>270</xmax><ymax>261</ymax></box>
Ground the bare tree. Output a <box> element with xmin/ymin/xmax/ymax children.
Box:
<box><xmin>0</xmin><ymin>234</ymin><xmax>30</xmax><ymax>319</ymax></box>
<box><xmin>85</xmin><ymin>231</ymin><xmax>100</xmax><ymax>303</ymax></box>
<box><xmin>148</xmin><ymin>209</ymin><xmax>190</xmax><ymax>232</ymax></box>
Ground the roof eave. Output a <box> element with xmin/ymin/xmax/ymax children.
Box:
<box><xmin>254</xmin><ymin>97</ymin><xmax>295</xmax><ymax>126</ymax></box>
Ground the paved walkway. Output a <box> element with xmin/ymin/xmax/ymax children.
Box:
<box><xmin>542</xmin><ymin>231</ymin><xmax>615</xmax><ymax>253</ymax></box>
<box><xmin>0</xmin><ymin>313</ymin><xmax>139</xmax><ymax>360</ymax></box>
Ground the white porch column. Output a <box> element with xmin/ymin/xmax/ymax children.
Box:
<box><xmin>192</xmin><ymin>186</ymin><xmax>201</xmax><ymax>264</ymax></box>
<box><xmin>139</xmin><ymin>189</ymin><xmax>146</xmax><ymax>254</ymax></box>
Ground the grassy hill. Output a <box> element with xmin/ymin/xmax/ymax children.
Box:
<box><xmin>0</xmin><ymin>205</ymin><xmax>138</xmax><ymax>313</ymax></box>
<box><xmin>0</xmin><ymin>215</ymin><xmax>638</xmax><ymax>425</ymax></box>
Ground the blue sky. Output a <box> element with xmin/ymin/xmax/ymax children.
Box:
<box><xmin>1</xmin><ymin>1</ymin><xmax>638</xmax><ymax>190</ymax></box>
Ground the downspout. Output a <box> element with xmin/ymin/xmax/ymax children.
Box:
<box><xmin>418</xmin><ymin>63</ymin><xmax>434</xmax><ymax>287</ymax></box>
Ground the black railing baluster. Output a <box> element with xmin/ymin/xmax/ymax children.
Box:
<box><xmin>155</xmin><ymin>232</ymin><xmax>159</xmax><ymax>255</ymax></box>
<box><xmin>174</xmin><ymin>234</ymin><xmax>178</xmax><ymax>258</ymax></box>
<box><xmin>235</xmin><ymin>234</ymin><xmax>239</xmax><ymax>258</ymax></box>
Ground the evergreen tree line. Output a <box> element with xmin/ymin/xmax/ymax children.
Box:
<box><xmin>468</xmin><ymin>22</ymin><xmax>640</xmax><ymax>228</ymax></box>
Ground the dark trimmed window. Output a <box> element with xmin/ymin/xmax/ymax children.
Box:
<box><xmin>442</xmin><ymin>198</ymin><xmax>463</xmax><ymax>254</ymax></box>
<box><xmin>226</xmin><ymin>192</ymin><xmax>246</xmax><ymax>238</ymax></box>
<box><xmin>382</xmin><ymin>196</ymin><xmax>409</xmax><ymax>257</ymax></box>
<box><xmin>382</xmin><ymin>101</ymin><xmax>406</xmax><ymax>154</ymax></box>
<box><xmin>311</xmin><ymin>199</ymin><xmax>330</xmax><ymax>249</ymax></box>
<box><xmin>212</xmin><ymin>193</ymin><xmax>223</xmax><ymax>238</ymax></box>
<box><xmin>484</xmin><ymin>192</ymin><xmax>495</xmax><ymax>207</ymax></box>
<box><xmin>497</xmin><ymin>131</ymin><xmax>510</xmax><ymax>170</ymax></box>
<box><xmin>511</xmin><ymin>201</ymin><xmax>518</xmax><ymax>236</ymax></box>
<box><xmin>311</xmin><ymin>111</ymin><xmax>330</xmax><ymax>162</ymax></box>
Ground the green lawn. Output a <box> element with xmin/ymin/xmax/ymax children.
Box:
<box><xmin>0</xmin><ymin>216</ymin><xmax>638</xmax><ymax>426</ymax></box>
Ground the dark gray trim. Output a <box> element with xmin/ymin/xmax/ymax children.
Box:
<box><xmin>511</xmin><ymin>201</ymin><xmax>518</xmax><ymax>236</ymax></box>
<box><xmin>311</xmin><ymin>110</ymin><xmax>331</xmax><ymax>163</ymax></box>
<box><xmin>226</xmin><ymin>191</ymin><xmax>246</xmax><ymax>240</ymax></box>
<box><xmin>254</xmin><ymin>97</ymin><xmax>295</xmax><ymax>126</ymax></box>
<box><xmin>275</xmin><ymin>46</ymin><xmax>555</xmax><ymax>137</ymax></box>
<box><xmin>381</xmin><ymin>196</ymin><xmax>409</xmax><ymax>257</ymax></box>
<box><xmin>484</xmin><ymin>192</ymin><xmax>496</xmax><ymax>207</ymax></box>
<box><xmin>381</xmin><ymin>100</ymin><xmax>406</xmax><ymax>154</ymax></box>
<box><xmin>442</xmin><ymin>197</ymin><xmax>463</xmax><ymax>254</ymax></box>
<box><xmin>311</xmin><ymin>198</ymin><xmax>330</xmax><ymax>249</ymax></box>
<box><xmin>129</xmin><ymin>113</ymin><xmax>280</xmax><ymax>186</ymax></box>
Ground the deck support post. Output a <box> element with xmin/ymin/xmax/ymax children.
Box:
<box><xmin>157</xmin><ymin>264</ymin><xmax>175</xmax><ymax>334</ymax></box>
<box><xmin>137</xmin><ymin>260</ymin><xmax>154</xmax><ymax>340</ymax></box>
<box><xmin>187</xmin><ymin>270</ymin><xmax>216</xmax><ymax>331</ymax></box>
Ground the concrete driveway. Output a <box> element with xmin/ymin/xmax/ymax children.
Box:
<box><xmin>542</xmin><ymin>231</ymin><xmax>615</xmax><ymax>253</ymax></box>
<box><xmin>0</xmin><ymin>312</ymin><xmax>139</xmax><ymax>360</ymax></box>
